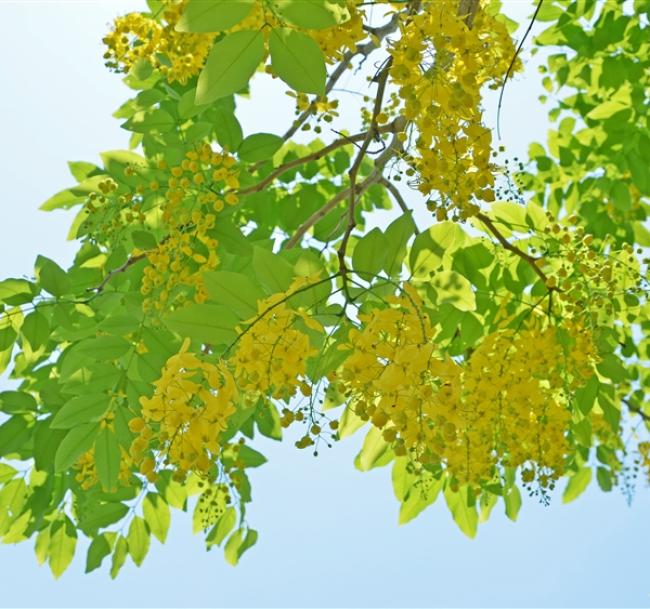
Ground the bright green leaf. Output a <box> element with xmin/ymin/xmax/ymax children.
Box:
<box><xmin>238</xmin><ymin>133</ymin><xmax>283</xmax><ymax>162</ymax></box>
<box><xmin>196</xmin><ymin>30</ymin><xmax>265</xmax><ymax>104</ymax></box>
<box><xmin>143</xmin><ymin>493</ymin><xmax>171</xmax><ymax>544</ymax></box>
<box><xmin>269</xmin><ymin>28</ymin><xmax>326</xmax><ymax>95</ymax></box>
<box><xmin>176</xmin><ymin>0</ymin><xmax>254</xmax><ymax>32</ymax></box>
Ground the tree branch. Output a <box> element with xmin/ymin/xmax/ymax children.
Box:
<box><xmin>338</xmin><ymin>57</ymin><xmax>393</xmax><ymax>299</ymax></box>
<box><xmin>285</xmin><ymin>127</ymin><xmax>405</xmax><ymax>250</ymax></box>
<box><xmin>475</xmin><ymin>212</ymin><xmax>556</xmax><ymax>289</ymax></box>
<box><xmin>238</xmin><ymin>121</ymin><xmax>397</xmax><ymax>198</ymax></box>
<box><xmin>88</xmin><ymin>253</ymin><xmax>146</xmax><ymax>293</ymax></box>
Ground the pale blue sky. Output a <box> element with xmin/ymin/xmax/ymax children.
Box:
<box><xmin>0</xmin><ymin>2</ymin><xmax>648</xmax><ymax>607</ymax></box>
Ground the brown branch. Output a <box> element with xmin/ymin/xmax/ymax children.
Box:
<box><xmin>379</xmin><ymin>177</ymin><xmax>419</xmax><ymax>234</ymax></box>
<box><xmin>457</xmin><ymin>0</ymin><xmax>480</xmax><ymax>28</ymax></box>
<box><xmin>238</xmin><ymin>121</ymin><xmax>396</xmax><ymax>198</ymax></box>
<box><xmin>338</xmin><ymin>57</ymin><xmax>393</xmax><ymax>299</ymax></box>
<box><xmin>88</xmin><ymin>253</ymin><xmax>147</xmax><ymax>293</ymax></box>
<box><xmin>285</xmin><ymin>127</ymin><xmax>405</xmax><ymax>250</ymax></box>
<box><xmin>475</xmin><ymin>212</ymin><xmax>556</xmax><ymax>289</ymax></box>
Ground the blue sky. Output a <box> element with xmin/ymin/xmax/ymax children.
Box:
<box><xmin>0</xmin><ymin>2</ymin><xmax>648</xmax><ymax>607</ymax></box>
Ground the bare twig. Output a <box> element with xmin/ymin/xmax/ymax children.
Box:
<box><xmin>496</xmin><ymin>0</ymin><xmax>545</xmax><ymax>139</ymax></box>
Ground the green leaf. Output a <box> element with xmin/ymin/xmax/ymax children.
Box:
<box><xmin>273</xmin><ymin>0</ymin><xmax>348</xmax><ymax>29</ymax></box>
<box><xmin>409</xmin><ymin>222</ymin><xmax>467</xmax><ymax>278</ymax></box>
<box><xmin>430</xmin><ymin>270</ymin><xmax>476</xmax><ymax>312</ymax></box>
<box><xmin>352</xmin><ymin>227</ymin><xmax>386</xmax><ymax>278</ymax></box>
<box><xmin>252</xmin><ymin>247</ymin><xmax>294</xmax><ymax>294</ymax></box>
<box><xmin>0</xmin><ymin>463</ymin><xmax>17</xmax><ymax>483</ymax></box>
<box><xmin>338</xmin><ymin>404</ymin><xmax>365</xmax><ymax>439</ymax></box>
<box><xmin>163</xmin><ymin>303</ymin><xmax>239</xmax><ymax>345</ymax></box>
<box><xmin>176</xmin><ymin>0</ymin><xmax>254</xmax><ymax>32</ymax></box>
<box><xmin>0</xmin><ymin>278</ymin><xmax>38</xmax><ymax>306</ymax></box>
<box><xmin>383</xmin><ymin>213</ymin><xmax>416</xmax><ymax>276</ymax></box>
<box><xmin>224</xmin><ymin>528</ymin><xmax>257</xmax><ymax>565</ymax></box>
<box><xmin>0</xmin><ymin>415</ymin><xmax>31</xmax><ymax>457</ymax></box>
<box><xmin>444</xmin><ymin>485</ymin><xmax>478</xmax><ymax>538</ymax></box>
<box><xmin>95</xmin><ymin>428</ymin><xmax>121</xmax><ymax>492</ymax></box>
<box><xmin>35</xmin><ymin>255</ymin><xmax>71</xmax><ymax>297</ymax></box>
<box><xmin>214</xmin><ymin>105</ymin><xmax>244</xmax><ymax>150</ymax></box>
<box><xmin>354</xmin><ymin>426</ymin><xmax>393</xmax><ymax>471</ymax></box>
<box><xmin>110</xmin><ymin>535</ymin><xmax>129</xmax><ymax>579</ymax></box>
<box><xmin>563</xmin><ymin>467</ymin><xmax>592</xmax><ymax>503</ymax></box>
<box><xmin>78</xmin><ymin>502</ymin><xmax>129</xmax><ymax>534</ymax></box>
<box><xmin>503</xmin><ymin>486</ymin><xmax>522</xmax><ymax>521</ymax></box>
<box><xmin>0</xmin><ymin>323</ymin><xmax>16</xmax><ymax>351</ymax></box>
<box><xmin>479</xmin><ymin>491</ymin><xmax>498</xmax><ymax>522</ymax></box>
<box><xmin>68</xmin><ymin>161</ymin><xmax>98</xmax><ymax>181</ymax></box>
<box><xmin>269</xmin><ymin>28</ymin><xmax>326</xmax><ymax>95</ymax></box>
<box><xmin>48</xmin><ymin>518</ymin><xmax>77</xmax><ymax>579</ymax></box>
<box><xmin>196</xmin><ymin>30</ymin><xmax>265</xmax><ymax>104</ymax></box>
<box><xmin>127</xmin><ymin>516</ymin><xmax>150</xmax><ymax>567</ymax></box>
<box><xmin>203</xmin><ymin>270</ymin><xmax>264</xmax><ymax>319</ymax></box>
<box><xmin>206</xmin><ymin>506</ymin><xmax>236</xmax><ymax>548</ymax></box>
<box><xmin>142</xmin><ymin>493</ymin><xmax>171</xmax><ymax>544</ymax></box>
<box><xmin>21</xmin><ymin>311</ymin><xmax>50</xmax><ymax>350</ymax></box>
<box><xmin>75</xmin><ymin>336</ymin><xmax>131</xmax><ymax>361</ymax></box>
<box><xmin>51</xmin><ymin>394</ymin><xmax>109</xmax><ymax>429</ymax></box>
<box><xmin>238</xmin><ymin>133</ymin><xmax>283</xmax><ymax>162</ymax></box>
<box><xmin>85</xmin><ymin>534</ymin><xmax>113</xmax><ymax>574</ymax></box>
<box><xmin>575</xmin><ymin>375</ymin><xmax>599</xmax><ymax>415</ymax></box>
<box><xmin>399</xmin><ymin>478</ymin><xmax>442</xmax><ymax>524</ymax></box>
<box><xmin>596</xmin><ymin>353</ymin><xmax>628</xmax><ymax>382</ymax></box>
<box><xmin>0</xmin><ymin>391</ymin><xmax>37</xmax><ymax>415</ymax></box>
<box><xmin>54</xmin><ymin>423</ymin><xmax>99</xmax><ymax>472</ymax></box>
<box><xmin>586</xmin><ymin>100</ymin><xmax>629</xmax><ymax>120</ymax></box>
<box><xmin>237</xmin><ymin>445</ymin><xmax>267</xmax><ymax>468</ymax></box>
<box><xmin>254</xmin><ymin>401</ymin><xmax>282</xmax><ymax>440</ymax></box>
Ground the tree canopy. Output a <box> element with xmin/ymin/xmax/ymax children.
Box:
<box><xmin>0</xmin><ymin>0</ymin><xmax>649</xmax><ymax>578</ymax></box>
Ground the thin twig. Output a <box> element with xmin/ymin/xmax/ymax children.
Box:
<box><xmin>338</xmin><ymin>57</ymin><xmax>393</xmax><ymax>300</ymax></box>
<box><xmin>496</xmin><ymin>0</ymin><xmax>545</xmax><ymax>139</ymax></box>
<box><xmin>88</xmin><ymin>253</ymin><xmax>146</xmax><ymax>293</ymax></box>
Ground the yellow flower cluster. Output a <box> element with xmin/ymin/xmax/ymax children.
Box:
<box><xmin>103</xmin><ymin>0</ymin><xmax>214</xmax><ymax>83</ymax></box>
<box><xmin>335</xmin><ymin>286</ymin><xmax>599</xmax><ymax>489</ymax></box>
<box><xmin>388</xmin><ymin>1</ymin><xmax>518</xmax><ymax>219</ymax></box>
<box><xmin>129</xmin><ymin>339</ymin><xmax>237</xmax><ymax>482</ymax></box>
<box><xmin>141</xmin><ymin>145</ymin><xmax>240</xmax><ymax>312</ymax></box>
<box><xmin>231</xmin><ymin>278</ymin><xmax>324</xmax><ymax>402</ymax></box>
